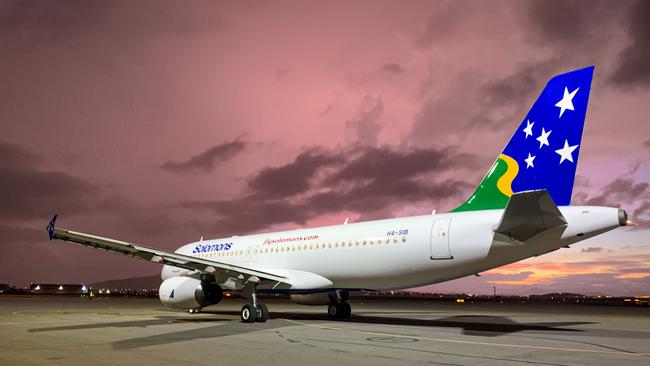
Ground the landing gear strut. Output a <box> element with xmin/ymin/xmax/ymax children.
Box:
<box><xmin>327</xmin><ymin>291</ymin><xmax>351</xmax><ymax>319</ymax></box>
<box><xmin>240</xmin><ymin>285</ymin><xmax>269</xmax><ymax>323</ymax></box>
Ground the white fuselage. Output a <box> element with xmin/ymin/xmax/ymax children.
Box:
<box><xmin>161</xmin><ymin>206</ymin><xmax>622</xmax><ymax>292</ymax></box>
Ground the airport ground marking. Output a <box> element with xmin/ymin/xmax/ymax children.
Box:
<box><xmin>281</xmin><ymin>319</ymin><xmax>650</xmax><ymax>358</ymax></box>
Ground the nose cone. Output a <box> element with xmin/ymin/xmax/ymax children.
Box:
<box><xmin>618</xmin><ymin>208</ymin><xmax>628</xmax><ymax>226</ymax></box>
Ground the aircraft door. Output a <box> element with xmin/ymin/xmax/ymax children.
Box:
<box><xmin>430</xmin><ymin>218</ymin><xmax>453</xmax><ymax>260</ymax></box>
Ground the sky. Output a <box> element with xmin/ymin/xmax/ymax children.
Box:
<box><xmin>1</xmin><ymin>0</ymin><xmax>648</xmax><ymax>296</ymax></box>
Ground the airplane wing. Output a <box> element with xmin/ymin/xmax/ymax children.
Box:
<box><xmin>494</xmin><ymin>190</ymin><xmax>567</xmax><ymax>241</ymax></box>
<box><xmin>46</xmin><ymin>215</ymin><xmax>290</xmax><ymax>286</ymax></box>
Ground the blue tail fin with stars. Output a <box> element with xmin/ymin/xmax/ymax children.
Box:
<box><xmin>453</xmin><ymin>66</ymin><xmax>594</xmax><ymax>212</ymax></box>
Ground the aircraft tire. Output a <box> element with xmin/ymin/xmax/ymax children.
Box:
<box><xmin>327</xmin><ymin>304</ymin><xmax>339</xmax><ymax>319</ymax></box>
<box><xmin>241</xmin><ymin>304</ymin><xmax>256</xmax><ymax>323</ymax></box>
<box><xmin>256</xmin><ymin>303</ymin><xmax>269</xmax><ymax>322</ymax></box>
<box><xmin>328</xmin><ymin>302</ymin><xmax>351</xmax><ymax>319</ymax></box>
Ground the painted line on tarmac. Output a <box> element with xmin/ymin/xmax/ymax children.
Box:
<box><xmin>281</xmin><ymin>319</ymin><xmax>650</xmax><ymax>358</ymax></box>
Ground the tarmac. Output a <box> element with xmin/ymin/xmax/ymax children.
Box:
<box><xmin>0</xmin><ymin>295</ymin><xmax>648</xmax><ymax>366</ymax></box>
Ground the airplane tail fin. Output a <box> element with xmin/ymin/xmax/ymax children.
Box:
<box><xmin>452</xmin><ymin>66</ymin><xmax>594</xmax><ymax>212</ymax></box>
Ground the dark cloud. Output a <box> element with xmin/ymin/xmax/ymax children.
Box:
<box><xmin>634</xmin><ymin>201</ymin><xmax>650</xmax><ymax>217</ymax></box>
<box><xmin>325</xmin><ymin>145</ymin><xmax>474</xmax><ymax>185</ymax></box>
<box><xmin>481</xmin><ymin>65</ymin><xmax>542</xmax><ymax>108</ymax></box>
<box><xmin>526</xmin><ymin>0</ymin><xmax>618</xmax><ymax>46</ymax></box>
<box><xmin>610</xmin><ymin>0</ymin><xmax>650</xmax><ymax>88</ymax></box>
<box><xmin>0</xmin><ymin>0</ymin><xmax>224</xmax><ymax>43</ymax></box>
<box><xmin>248</xmin><ymin>148</ymin><xmax>343</xmax><ymax>199</ymax></box>
<box><xmin>643</xmin><ymin>139</ymin><xmax>650</xmax><ymax>151</ymax></box>
<box><xmin>415</xmin><ymin>2</ymin><xmax>470</xmax><ymax>47</ymax></box>
<box><xmin>344</xmin><ymin>95</ymin><xmax>384</xmax><ymax>146</ymax></box>
<box><xmin>0</xmin><ymin>140</ymin><xmax>97</xmax><ymax>221</ymax></box>
<box><xmin>179</xmin><ymin>144</ymin><xmax>478</xmax><ymax>236</ymax></box>
<box><xmin>309</xmin><ymin>178</ymin><xmax>471</xmax><ymax>222</ymax></box>
<box><xmin>631</xmin><ymin>201</ymin><xmax>650</xmax><ymax>229</ymax></box>
<box><xmin>181</xmin><ymin>198</ymin><xmax>306</xmax><ymax>236</ymax></box>
<box><xmin>160</xmin><ymin>139</ymin><xmax>247</xmax><ymax>173</ymax></box>
<box><xmin>378</xmin><ymin>63</ymin><xmax>405</xmax><ymax>75</ymax></box>
<box><xmin>473</xmin><ymin>62</ymin><xmax>556</xmax><ymax>130</ymax></box>
<box><xmin>585</xmin><ymin>177</ymin><xmax>648</xmax><ymax>207</ymax></box>
<box><xmin>0</xmin><ymin>140</ymin><xmax>39</xmax><ymax>168</ymax></box>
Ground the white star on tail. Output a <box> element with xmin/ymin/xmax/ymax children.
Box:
<box><xmin>555</xmin><ymin>87</ymin><xmax>579</xmax><ymax>118</ymax></box>
<box><xmin>536</xmin><ymin>127</ymin><xmax>551</xmax><ymax>148</ymax></box>
<box><xmin>523</xmin><ymin>120</ymin><xmax>534</xmax><ymax>138</ymax></box>
<box><xmin>524</xmin><ymin>153</ymin><xmax>536</xmax><ymax>168</ymax></box>
<box><xmin>555</xmin><ymin>140</ymin><xmax>579</xmax><ymax>164</ymax></box>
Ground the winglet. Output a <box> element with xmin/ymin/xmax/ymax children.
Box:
<box><xmin>47</xmin><ymin>214</ymin><xmax>58</xmax><ymax>240</ymax></box>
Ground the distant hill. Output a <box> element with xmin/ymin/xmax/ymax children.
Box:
<box><xmin>92</xmin><ymin>275</ymin><xmax>161</xmax><ymax>290</ymax></box>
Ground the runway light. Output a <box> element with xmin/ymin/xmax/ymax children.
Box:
<box><xmin>456</xmin><ymin>298</ymin><xmax>465</xmax><ymax>303</ymax></box>
<box><xmin>58</xmin><ymin>285</ymin><xmax>63</xmax><ymax>291</ymax></box>
<box><xmin>34</xmin><ymin>285</ymin><xmax>40</xmax><ymax>291</ymax></box>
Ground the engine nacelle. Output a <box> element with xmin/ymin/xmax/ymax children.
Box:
<box><xmin>159</xmin><ymin>276</ymin><xmax>223</xmax><ymax>310</ymax></box>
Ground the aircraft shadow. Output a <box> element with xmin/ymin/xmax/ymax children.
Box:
<box><xmin>203</xmin><ymin>310</ymin><xmax>592</xmax><ymax>337</ymax></box>
<box><xmin>27</xmin><ymin>310</ymin><xmax>650</xmax><ymax>350</ymax></box>
<box><xmin>28</xmin><ymin>316</ymin><xmax>231</xmax><ymax>333</ymax></box>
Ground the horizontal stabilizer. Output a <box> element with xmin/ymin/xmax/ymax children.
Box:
<box><xmin>494</xmin><ymin>190</ymin><xmax>567</xmax><ymax>241</ymax></box>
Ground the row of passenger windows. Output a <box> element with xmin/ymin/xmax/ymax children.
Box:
<box><xmin>193</xmin><ymin>236</ymin><xmax>408</xmax><ymax>259</ymax></box>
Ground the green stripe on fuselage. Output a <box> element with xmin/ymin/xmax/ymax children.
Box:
<box><xmin>451</xmin><ymin>157</ymin><xmax>511</xmax><ymax>212</ymax></box>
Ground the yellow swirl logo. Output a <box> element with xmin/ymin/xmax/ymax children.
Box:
<box><xmin>496</xmin><ymin>154</ymin><xmax>518</xmax><ymax>197</ymax></box>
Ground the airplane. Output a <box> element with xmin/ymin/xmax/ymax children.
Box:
<box><xmin>46</xmin><ymin>66</ymin><xmax>629</xmax><ymax>323</ymax></box>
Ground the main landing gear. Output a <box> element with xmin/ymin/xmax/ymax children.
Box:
<box><xmin>327</xmin><ymin>291</ymin><xmax>351</xmax><ymax>319</ymax></box>
<box><xmin>240</xmin><ymin>285</ymin><xmax>269</xmax><ymax>323</ymax></box>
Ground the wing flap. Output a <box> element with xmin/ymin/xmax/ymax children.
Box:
<box><xmin>49</xmin><ymin>221</ymin><xmax>289</xmax><ymax>285</ymax></box>
<box><xmin>494</xmin><ymin>190</ymin><xmax>567</xmax><ymax>241</ymax></box>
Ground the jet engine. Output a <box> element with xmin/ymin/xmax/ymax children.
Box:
<box><xmin>159</xmin><ymin>276</ymin><xmax>223</xmax><ymax>309</ymax></box>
